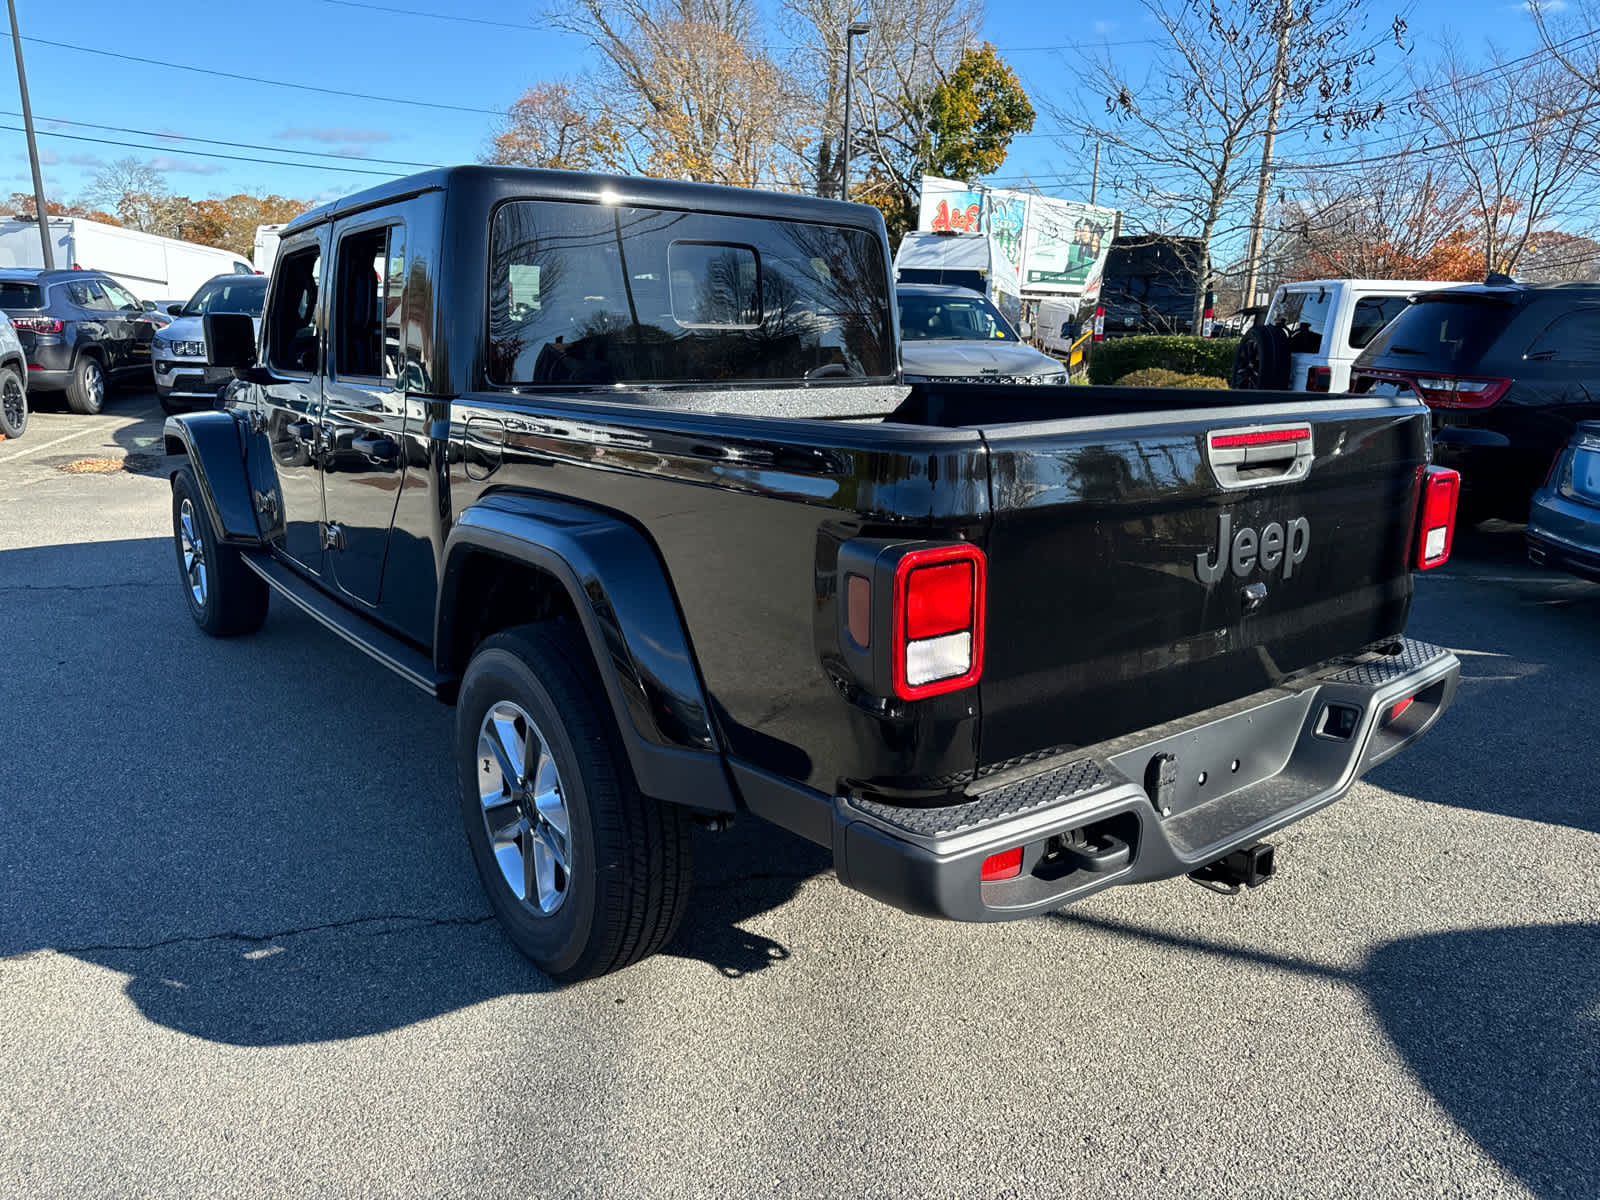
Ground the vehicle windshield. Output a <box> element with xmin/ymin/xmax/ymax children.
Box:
<box><xmin>182</xmin><ymin>278</ymin><xmax>267</xmax><ymax>318</ymax></box>
<box><xmin>1361</xmin><ymin>296</ymin><xmax>1512</xmax><ymax>371</ymax></box>
<box><xmin>898</xmin><ymin>291</ymin><xmax>1015</xmax><ymax>341</ymax></box>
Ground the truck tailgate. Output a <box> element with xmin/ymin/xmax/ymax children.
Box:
<box><xmin>974</xmin><ymin>395</ymin><xmax>1429</xmax><ymax>767</ymax></box>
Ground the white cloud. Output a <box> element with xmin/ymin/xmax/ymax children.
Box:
<box><xmin>1523</xmin><ymin>0</ymin><xmax>1567</xmax><ymax>10</ymax></box>
<box><xmin>147</xmin><ymin>155</ymin><xmax>223</xmax><ymax>176</ymax></box>
<box><xmin>67</xmin><ymin>153</ymin><xmax>106</xmax><ymax>168</ymax></box>
<box><xmin>275</xmin><ymin>127</ymin><xmax>392</xmax><ymax>144</ymax></box>
<box><xmin>1093</xmin><ymin>19</ymin><xmax>1116</xmax><ymax>34</ymax></box>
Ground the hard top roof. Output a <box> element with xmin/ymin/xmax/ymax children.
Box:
<box><xmin>281</xmin><ymin>164</ymin><xmax>889</xmax><ymax>239</ymax></box>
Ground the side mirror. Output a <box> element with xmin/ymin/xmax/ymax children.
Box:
<box><xmin>166</xmin><ymin>303</ymin><xmax>183</xmax><ymax>316</ymax></box>
<box><xmin>205</xmin><ymin>312</ymin><xmax>257</xmax><ymax>369</ymax></box>
<box><xmin>1019</xmin><ymin>320</ymin><xmax>1033</xmax><ymax>341</ymax></box>
<box><xmin>140</xmin><ymin>299</ymin><xmax>156</xmax><ymax>312</ymax></box>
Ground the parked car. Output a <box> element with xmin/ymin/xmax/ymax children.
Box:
<box><xmin>1351</xmin><ymin>281</ymin><xmax>1600</xmax><ymax>518</ymax></box>
<box><xmin>1231</xmin><ymin>279</ymin><xmax>1469</xmax><ymax>393</ymax></box>
<box><xmin>1096</xmin><ymin>233</ymin><xmax>1207</xmax><ymax>337</ymax></box>
<box><xmin>895</xmin><ymin>230</ymin><xmax>1023</xmax><ymax>329</ymax></box>
<box><xmin>898</xmin><ymin>283</ymin><xmax>1066</xmax><ymax>383</ymax></box>
<box><xmin>152</xmin><ymin>274</ymin><xmax>269</xmax><ymax>414</ymax></box>
<box><xmin>0</xmin><ymin>268</ymin><xmax>163</xmax><ymax>414</ymax></box>
<box><xmin>166</xmin><ymin>165</ymin><xmax>1459</xmax><ymax>980</ymax></box>
<box><xmin>1525</xmin><ymin>421</ymin><xmax>1600</xmax><ymax>581</ymax></box>
<box><xmin>0</xmin><ymin>312</ymin><xmax>28</xmax><ymax>439</ymax></box>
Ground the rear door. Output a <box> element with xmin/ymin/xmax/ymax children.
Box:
<box><xmin>974</xmin><ymin>393</ymin><xmax>1428</xmax><ymax>766</ymax></box>
<box><xmin>1271</xmin><ymin>285</ymin><xmax>1334</xmax><ymax>392</ymax></box>
<box><xmin>318</xmin><ymin>217</ymin><xmax>407</xmax><ymax>607</ymax></box>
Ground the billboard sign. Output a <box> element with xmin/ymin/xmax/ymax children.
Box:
<box><xmin>1020</xmin><ymin>195</ymin><xmax>1119</xmax><ymax>294</ymax></box>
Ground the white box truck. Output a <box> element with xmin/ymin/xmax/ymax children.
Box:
<box><xmin>0</xmin><ymin>217</ymin><xmax>256</xmax><ymax>306</ymax></box>
<box><xmin>253</xmin><ymin>224</ymin><xmax>287</xmax><ymax>276</ymax></box>
<box><xmin>894</xmin><ymin>231</ymin><xmax>1023</xmax><ymax>330</ymax></box>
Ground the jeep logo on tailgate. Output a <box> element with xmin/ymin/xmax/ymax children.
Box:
<box><xmin>1195</xmin><ymin>514</ymin><xmax>1310</xmax><ymax>583</ymax></box>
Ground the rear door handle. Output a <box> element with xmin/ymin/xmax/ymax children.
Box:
<box><xmin>352</xmin><ymin>433</ymin><xmax>397</xmax><ymax>463</ymax></box>
<box><xmin>288</xmin><ymin>419</ymin><xmax>317</xmax><ymax>443</ymax></box>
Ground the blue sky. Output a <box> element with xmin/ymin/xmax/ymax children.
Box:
<box><xmin>0</xmin><ymin>0</ymin><xmax>1537</xmax><ymax>212</ymax></box>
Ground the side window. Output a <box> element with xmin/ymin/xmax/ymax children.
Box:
<box><xmin>331</xmin><ymin>224</ymin><xmax>403</xmax><ymax>382</ymax></box>
<box><xmin>1273</xmin><ymin>287</ymin><xmax>1329</xmax><ymax>354</ymax></box>
<box><xmin>1348</xmin><ymin>295</ymin><xmax>1408</xmax><ymax>348</ymax></box>
<box><xmin>103</xmin><ymin>281</ymin><xmax>142</xmax><ymax>312</ymax></box>
<box><xmin>668</xmin><ymin>241</ymin><xmax>759</xmax><ymax>328</ymax></box>
<box><xmin>1525</xmin><ymin>309</ymin><xmax>1600</xmax><ymax>363</ymax></box>
<box><xmin>234</xmin><ymin>262</ymin><xmax>254</xmax><ymax>275</ymax></box>
<box><xmin>266</xmin><ymin>244</ymin><xmax>322</xmax><ymax>375</ymax></box>
<box><xmin>67</xmin><ymin>279</ymin><xmax>112</xmax><ymax>310</ymax></box>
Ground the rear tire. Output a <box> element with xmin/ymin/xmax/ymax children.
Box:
<box><xmin>170</xmin><ymin>464</ymin><xmax>269</xmax><ymax>637</ymax></box>
<box><xmin>0</xmin><ymin>365</ymin><xmax>25</xmax><ymax>439</ymax></box>
<box><xmin>455</xmin><ymin>622</ymin><xmax>693</xmax><ymax>981</ymax></box>
<box><xmin>1231</xmin><ymin>324</ymin><xmax>1291</xmax><ymax>390</ymax></box>
<box><xmin>65</xmin><ymin>354</ymin><xmax>106</xmax><ymax>415</ymax></box>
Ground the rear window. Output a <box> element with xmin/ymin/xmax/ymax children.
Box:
<box><xmin>898</xmin><ymin>267</ymin><xmax>986</xmax><ymax>294</ymax></box>
<box><xmin>1524</xmin><ymin>308</ymin><xmax>1600</xmax><ymax>363</ymax></box>
<box><xmin>488</xmin><ymin>200</ymin><xmax>893</xmax><ymax>386</ymax></box>
<box><xmin>0</xmin><ymin>282</ymin><xmax>42</xmax><ymax>309</ymax></box>
<box><xmin>1347</xmin><ymin>295</ymin><xmax>1408</xmax><ymax>348</ymax></box>
<box><xmin>1361</xmin><ymin>296</ymin><xmax>1515</xmax><ymax>371</ymax></box>
<box><xmin>1268</xmin><ymin>288</ymin><xmax>1331</xmax><ymax>354</ymax></box>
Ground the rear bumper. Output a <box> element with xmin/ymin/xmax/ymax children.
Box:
<box><xmin>1526</xmin><ymin>522</ymin><xmax>1600</xmax><ymax>583</ymax></box>
<box><xmin>744</xmin><ymin>639</ymin><xmax>1459</xmax><ymax>921</ymax></box>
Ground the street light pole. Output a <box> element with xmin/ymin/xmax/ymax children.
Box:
<box><xmin>841</xmin><ymin>19</ymin><xmax>870</xmax><ymax>202</ymax></box>
<box><xmin>8</xmin><ymin>0</ymin><xmax>54</xmax><ymax>268</ymax></box>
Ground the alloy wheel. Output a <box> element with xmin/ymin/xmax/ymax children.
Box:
<box><xmin>178</xmin><ymin>497</ymin><xmax>207</xmax><ymax>607</ymax></box>
<box><xmin>476</xmin><ymin>700</ymin><xmax>572</xmax><ymax>914</ymax></box>
<box><xmin>1</xmin><ymin>375</ymin><xmax>22</xmax><ymax>432</ymax></box>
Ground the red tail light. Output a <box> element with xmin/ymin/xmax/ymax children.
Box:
<box><xmin>1411</xmin><ymin>375</ymin><xmax>1510</xmax><ymax>409</ymax></box>
<box><xmin>980</xmin><ymin>847</ymin><xmax>1023</xmax><ymax>881</ymax></box>
<box><xmin>1306</xmin><ymin>366</ymin><xmax>1331</xmax><ymax>392</ymax></box>
<box><xmin>1387</xmin><ymin>696</ymin><xmax>1414</xmax><ymax>722</ymax></box>
<box><xmin>12</xmin><ymin>317</ymin><xmax>63</xmax><ymax>333</ymax></box>
<box><xmin>1416</xmin><ymin>466</ymin><xmax>1460</xmax><ymax>569</ymax></box>
<box><xmin>891</xmin><ymin>543</ymin><xmax>985</xmax><ymax>700</ymax></box>
<box><xmin>1092</xmin><ymin>306</ymin><xmax>1105</xmax><ymax>342</ymax></box>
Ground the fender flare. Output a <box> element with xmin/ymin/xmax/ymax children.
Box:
<box><xmin>162</xmin><ymin>411</ymin><xmax>262</xmax><ymax>545</ymax></box>
<box><xmin>438</xmin><ymin>491</ymin><xmax>735</xmax><ymax>813</ymax></box>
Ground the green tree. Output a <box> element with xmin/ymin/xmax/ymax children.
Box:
<box><xmin>921</xmin><ymin>44</ymin><xmax>1035</xmax><ymax>182</ymax></box>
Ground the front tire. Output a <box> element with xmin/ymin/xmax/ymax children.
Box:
<box><xmin>65</xmin><ymin>354</ymin><xmax>106</xmax><ymax>415</ymax></box>
<box><xmin>456</xmin><ymin>623</ymin><xmax>693</xmax><ymax>981</ymax></box>
<box><xmin>0</xmin><ymin>365</ymin><xmax>25</xmax><ymax>439</ymax></box>
<box><xmin>170</xmin><ymin>464</ymin><xmax>269</xmax><ymax>637</ymax></box>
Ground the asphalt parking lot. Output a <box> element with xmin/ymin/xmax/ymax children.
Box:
<box><xmin>2</xmin><ymin>389</ymin><xmax>1597</xmax><ymax>1199</ymax></box>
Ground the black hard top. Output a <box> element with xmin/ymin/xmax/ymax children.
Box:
<box><xmin>1414</xmin><ymin>280</ymin><xmax>1600</xmax><ymax>302</ymax></box>
<box><xmin>281</xmin><ymin>164</ymin><xmax>888</xmax><ymax>238</ymax></box>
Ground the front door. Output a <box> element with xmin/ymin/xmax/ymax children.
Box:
<box><xmin>319</xmin><ymin>220</ymin><xmax>407</xmax><ymax>607</ymax></box>
<box><xmin>257</xmin><ymin>234</ymin><xmax>328</xmax><ymax>573</ymax></box>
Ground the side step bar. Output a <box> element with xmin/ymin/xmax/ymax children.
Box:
<box><xmin>239</xmin><ymin>550</ymin><xmax>453</xmax><ymax>699</ymax></box>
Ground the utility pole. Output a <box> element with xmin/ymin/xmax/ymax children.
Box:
<box><xmin>1090</xmin><ymin>142</ymin><xmax>1100</xmax><ymax>207</ymax></box>
<box><xmin>8</xmin><ymin>0</ymin><xmax>54</xmax><ymax>268</ymax></box>
<box><xmin>1242</xmin><ymin>0</ymin><xmax>1294</xmax><ymax>308</ymax></box>
<box><xmin>841</xmin><ymin>19</ymin><xmax>870</xmax><ymax>202</ymax></box>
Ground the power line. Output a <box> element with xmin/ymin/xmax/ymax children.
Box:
<box><xmin>0</xmin><ymin>125</ymin><xmax>407</xmax><ymax>179</ymax></box>
<box><xmin>8</xmin><ymin>111</ymin><xmax>444</xmax><ymax>171</ymax></box>
<box><xmin>0</xmin><ymin>32</ymin><xmax>506</xmax><ymax>117</ymax></box>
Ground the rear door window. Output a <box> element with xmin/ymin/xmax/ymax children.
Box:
<box><xmin>330</xmin><ymin>224</ymin><xmax>403</xmax><ymax>382</ymax></box>
<box><xmin>1524</xmin><ymin>308</ymin><xmax>1600</xmax><ymax>363</ymax></box>
<box><xmin>1348</xmin><ymin>295</ymin><xmax>1408</xmax><ymax>348</ymax></box>
<box><xmin>487</xmin><ymin>200</ymin><xmax>893</xmax><ymax>386</ymax></box>
<box><xmin>0</xmin><ymin>282</ymin><xmax>43</xmax><ymax>308</ymax></box>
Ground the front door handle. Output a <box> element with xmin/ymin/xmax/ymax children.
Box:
<box><xmin>288</xmin><ymin>419</ymin><xmax>317</xmax><ymax>444</ymax></box>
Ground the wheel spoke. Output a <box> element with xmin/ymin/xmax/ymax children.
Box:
<box><xmin>495</xmin><ymin>842</ymin><xmax>526</xmax><ymax>901</ymax></box>
<box><xmin>481</xmin><ymin>715</ymin><xmax>523</xmax><ymax>795</ymax></box>
<box><xmin>530</xmin><ymin>828</ymin><xmax>562</xmax><ymax>911</ymax></box>
<box><xmin>532</xmin><ymin>782</ymin><xmax>569</xmax><ymax>848</ymax></box>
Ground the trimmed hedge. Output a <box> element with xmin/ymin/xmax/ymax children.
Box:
<box><xmin>1114</xmin><ymin>368</ymin><xmax>1229</xmax><ymax>389</ymax></box>
<box><xmin>1087</xmin><ymin>336</ymin><xmax>1239</xmax><ymax>385</ymax></box>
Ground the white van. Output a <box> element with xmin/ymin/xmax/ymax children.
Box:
<box><xmin>0</xmin><ymin>217</ymin><xmax>256</xmax><ymax>305</ymax></box>
<box><xmin>1032</xmin><ymin>296</ymin><xmax>1080</xmax><ymax>355</ymax></box>
<box><xmin>1232</xmin><ymin>278</ymin><xmax>1470</xmax><ymax>392</ymax></box>
<box><xmin>895</xmin><ymin>231</ymin><xmax>1023</xmax><ymax>330</ymax></box>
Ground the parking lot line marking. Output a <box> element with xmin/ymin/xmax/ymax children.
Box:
<box><xmin>0</xmin><ymin>424</ymin><xmax>117</xmax><ymax>465</ymax></box>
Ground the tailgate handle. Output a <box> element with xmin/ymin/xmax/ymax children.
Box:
<box><xmin>1207</xmin><ymin>424</ymin><xmax>1313</xmax><ymax>490</ymax></box>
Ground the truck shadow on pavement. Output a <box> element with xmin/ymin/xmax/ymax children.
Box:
<box><xmin>1059</xmin><ymin>912</ymin><xmax>1599</xmax><ymax>1199</ymax></box>
<box><xmin>0</xmin><ymin>535</ymin><xmax>825</xmax><ymax>1046</ymax></box>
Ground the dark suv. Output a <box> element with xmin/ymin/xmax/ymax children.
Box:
<box><xmin>0</xmin><ymin>267</ymin><xmax>164</xmax><ymax>414</ymax></box>
<box><xmin>1351</xmin><ymin>282</ymin><xmax>1600</xmax><ymax>517</ymax></box>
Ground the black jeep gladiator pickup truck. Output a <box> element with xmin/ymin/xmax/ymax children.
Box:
<box><xmin>166</xmin><ymin>166</ymin><xmax>1461</xmax><ymax>980</ymax></box>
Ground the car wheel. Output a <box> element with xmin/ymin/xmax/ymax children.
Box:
<box><xmin>1230</xmin><ymin>324</ymin><xmax>1291</xmax><ymax>390</ymax></box>
<box><xmin>0</xmin><ymin>365</ymin><xmax>26</xmax><ymax>439</ymax></box>
<box><xmin>65</xmin><ymin>355</ymin><xmax>106</xmax><ymax>415</ymax></box>
<box><xmin>456</xmin><ymin>622</ymin><xmax>693</xmax><ymax>981</ymax></box>
<box><xmin>171</xmin><ymin>464</ymin><xmax>269</xmax><ymax>638</ymax></box>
